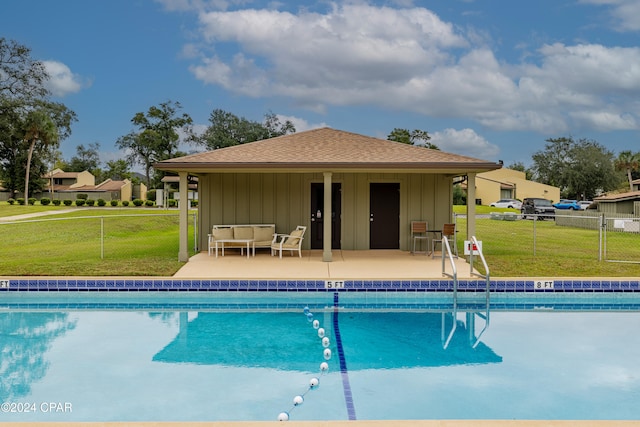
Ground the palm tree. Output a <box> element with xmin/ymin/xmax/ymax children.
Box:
<box><xmin>614</xmin><ymin>151</ymin><xmax>640</xmax><ymax>192</ymax></box>
<box><xmin>23</xmin><ymin>109</ymin><xmax>58</xmax><ymax>203</ymax></box>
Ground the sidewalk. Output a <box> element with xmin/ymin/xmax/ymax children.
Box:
<box><xmin>0</xmin><ymin>209</ymin><xmax>76</xmax><ymax>222</ymax></box>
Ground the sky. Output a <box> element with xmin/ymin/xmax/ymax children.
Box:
<box><xmin>2</xmin><ymin>0</ymin><xmax>640</xmax><ymax>170</ymax></box>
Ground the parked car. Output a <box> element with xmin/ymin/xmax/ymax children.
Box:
<box><xmin>553</xmin><ymin>199</ymin><xmax>581</xmax><ymax>210</ymax></box>
<box><xmin>578</xmin><ymin>200</ymin><xmax>594</xmax><ymax>210</ymax></box>
<box><xmin>490</xmin><ymin>199</ymin><xmax>522</xmax><ymax>209</ymax></box>
<box><xmin>521</xmin><ymin>197</ymin><xmax>555</xmax><ymax>219</ymax></box>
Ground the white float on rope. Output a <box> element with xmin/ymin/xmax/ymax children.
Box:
<box><xmin>323</xmin><ymin>348</ymin><xmax>332</xmax><ymax>360</ymax></box>
<box><xmin>277</xmin><ymin>412</ymin><xmax>290</xmax><ymax>421</ymax></box>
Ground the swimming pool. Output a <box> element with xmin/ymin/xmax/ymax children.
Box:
<box><xmin>2</xmin><ymin>291</ymin><xmax>640</xmax><ymax>421</ymax></box>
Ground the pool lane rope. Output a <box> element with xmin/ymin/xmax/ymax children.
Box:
<box><xmin>276</xmin><ymin>306</ymin><xmax>331</xmax><ymax>421</ymax></box>
<box><xmin>277</xmin><ymin>298</ymin><xmax>357</xmax><ymax>421</ymax></box>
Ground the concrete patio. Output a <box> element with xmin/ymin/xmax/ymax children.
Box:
<box><xmin>173</xmin><ymin>249</ymin><xmax>479</xmax><ymax>280</ymax></box>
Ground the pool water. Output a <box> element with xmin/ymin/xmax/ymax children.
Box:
<box><xmin>2</xmin><ymin>292</ymin><xmax>640</xmax><ymax>421</ymax></box>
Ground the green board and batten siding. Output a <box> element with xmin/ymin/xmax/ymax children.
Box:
<box><xmin>197</xmin><ymin>172</ymin><xmax>453</xmax><ymax>251</ymax></box>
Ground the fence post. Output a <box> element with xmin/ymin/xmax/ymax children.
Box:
<box><xmin>532</xmin><ymin>215</ymin><xmax>537</xmax><ymax>256</ymax></box>
<box><xmin>100</xmin><ymin>216</ymin><xmax>104</xmax><ymax>259</ymax></box>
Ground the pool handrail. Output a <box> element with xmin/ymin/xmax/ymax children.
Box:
<box><xmin>468</xmin><ymin>235</ymin><xmax>491</xmax><ymax>349</ymax></box>
<box><xmin>440</xmin><ymin>237</ymin><xmax>457</xmax><ymax>349</ymax></box>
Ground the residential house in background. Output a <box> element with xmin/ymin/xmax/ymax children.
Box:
<box><xmin>40</xmin><ymin>168</ymin><xmax>146</xmax><ymax>202</ymax></box>
<box><xmin>472</xmin><ymin>167</ymin><xmax>560</xmax><ymax>205</ymax></box>
<box><xmin>594</xmin><ymin>179</ymin><xmax>640</xmax><ymax>216</ymax></box>
<box><xmin>158</xmin><ymin>175</ymin><xmax>198</xmax><ymax>207</ymax></box>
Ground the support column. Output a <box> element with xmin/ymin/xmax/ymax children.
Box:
<box><xmin>178</xmin><ymin>171</ymin><xmax>189</xmax><ymax>262</ymax></box>
<box><xmin>466</xmin><ymin>173</ymin><xmax>476</xmax><ymax>240</ymax></box>
<box><xmin>323</xmin><ymin>172</ymin><xmax>332</xmax><ymax>262</ymax></box>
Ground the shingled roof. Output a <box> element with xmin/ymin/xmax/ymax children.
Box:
<box><xmin>156</xmin><ymin>127</ymin><xmax>501</xmax><ymax>174</ymax></box>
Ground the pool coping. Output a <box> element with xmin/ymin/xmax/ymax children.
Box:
<box><xmin>1</xmin><ymin>277</ymin><xmax>639</xmax><ymax>292</ymax></box>
<box><xmin>8</xmin><ymin>419</ymin><xmax>640</xmax><ymax>426</ymax></box>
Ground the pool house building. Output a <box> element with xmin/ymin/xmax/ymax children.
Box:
<box><xmin>154</xmin><ymin>127</ymin><xmax>503</xmax><ymax>262</ymax></box>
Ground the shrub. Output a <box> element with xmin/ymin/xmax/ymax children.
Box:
<box><xmin>168</xmin><ymin>199</ymin><xmax>177</xmax><ymax>207</ymax></box>
<box><xmin>96</xmin><ymin>199</ymin><xmax>106</xmax><ymax>206</ymax></box>
<box><xmin>144</xmin><ymin>200</ymin><xmax>154</xmax><ymax>207</ymax></box>
<box><xmin>85</xmin><ymin>199</ymin><xmax>95</xmax><ymax>206</ymax></box>
<box><xmin>110</xmin><ymin>200</ymin><xmax>119</xmax><ymax>206</ymax></box>
<box><xmin>40</xmin><ymin>198</ymin><xmax>51</xmax><ymax>206</ymax></box>
<box><xmin>53</xmin><ymin>199</ymin><xmax>61</xmax><ymax>206</ymax></box>
<box><xmin>63</xmin><ymin>199</ymin><xmax>73</xmax><ymax>206</ymax></box>
<box><xmin>132</xmin><ymin>199</ymin><xmax>144</xmax><ymax>206</ymax></box>
<box><xmin>122</xmin><ymin>200</ymin><xmax>130</xmax><ymax>206</ymax></box>
<box><xmin>146</xmin><ymin>190</ymin><xmax>156</xmax><ymax>201</ymax></box>
<box><xmin>16</xmin><ymin>198</ymin><xmax>25</xmax><ymax>205</ymax></box>
<box><xmin>7</xmin><ymin>198</ymin><xmax>15</xmax><ymax>205</ymax></box>
<box><xmin>77</xmin><ymin>193</ymin><xmax>88</xmax><ymax>200</ymax></box>
<box><xmin>28</xmin><ymin>198</ymin><xmax>36</xmax><ymax>205</ymax></box>
<box><xmin>190</xmin><ymin>199</ymin><xmax>198</xmax><ymax>207</ymax></box>
<box><xmin>75</xmin><ymin>199</ymin><xmax>86</xmax><ymax>207</ymax></box>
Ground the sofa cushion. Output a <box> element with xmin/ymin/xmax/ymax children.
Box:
<box><xmin>253</xmin><ymin>226</ymin><xmax>275</xmax><ymax>244</ymax></box>
<box><xmin>213</xmin><ymin>227</ymin><xmax>233</xmax><ymax>240</ymax></box>
<box><xmin>233</xmin><ymin>226</ymin><xmax>254</xmax><ymax>239</ymax></box>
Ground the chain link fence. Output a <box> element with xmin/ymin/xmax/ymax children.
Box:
<box><xmin>0</xmin><ymin>212</ymin><xmax>197</xmax><ymax>275</ymax></box>
<box><xmin>454</xmin><ymin>211</ymin><xmax>640</xmax><ymax>264</ymax></box>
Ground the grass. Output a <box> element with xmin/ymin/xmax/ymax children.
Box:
<box><xmin>0</xmin><ymin>204</ymin><xmax>195</xmax><ymax>276</ymax></box>
<box><xmin>0</xmin><ymin>203</ymin><xmax>638</xmax><ymax>277</ymax></box>
<box><xmin>453</xmin><ymin>205</ymin><xmax>640</xmax><ymax>277</ymax></box>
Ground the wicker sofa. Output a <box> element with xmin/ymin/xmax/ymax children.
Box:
<box><xmin>208</xmin><ymin>224</ymin><xmax>276</xmax><ymax>256</ymax></box>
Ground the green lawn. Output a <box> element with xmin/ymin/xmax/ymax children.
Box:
<box><xmin>0</xmin><ymin>205</ymin><xmax>195</xmax><ymax>276</ymax></box>
<box><xmin>0</xmin><ymin>203</ymin><xmax>638</xmax><ymax>277</ymax></box>
<box><xmin>453</xmin><ymin>205</ymin><xmax>640</xmax><ymax>277</ymax></box>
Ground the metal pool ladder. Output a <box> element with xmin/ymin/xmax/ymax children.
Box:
<box><xmin>440</xmin><ymin>237</ymin><xmax>458</xmax><ymax>349</ymax></box>
<box><xmin>440</xmin><ymin>236</ymin><xmax>491</xmax><ymax>349</ymax></box>
<box><xmin>468</xmin><ymin>235</ymin><xmax>491</xmax><ymax>349</ymax></box>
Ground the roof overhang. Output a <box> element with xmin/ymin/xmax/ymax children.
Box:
<box><xmin>154</xmin><ymin>162</ymin><xmax>501</xmax><ymax>175</ymax></box>
<box><xmin>153</xmin><ymin>128</ymin><xmax>503</xmax><ymax>176</ymax></box>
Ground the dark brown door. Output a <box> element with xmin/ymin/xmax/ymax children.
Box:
<box><xmin>310</xmin><ymin>183</ymin><xmax>341</xmax><ymax>249</ymax></box>
<box><xmin>370</xmin><ymin>183</ymin><xmax>400</xmax><ymax>249</ymax></box>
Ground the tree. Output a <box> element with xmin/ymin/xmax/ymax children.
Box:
<box><xmin>507</xmin><ymin>161</ymin><xmax>533</xmax><ymax>180</ymax></box>
<box><xmin>0</xmin><ymin>39</ymin><xmax>76</xmax><ymax>198</ymax></box>
<box><xmin>0</xmin><ymin>38</ymin><xmax>48</xmax><ymax>102</ymax></box>
<box><xmin>614</xmin><ymin>150</ymin><xmax>640</xmax><ymax>192</ymax></box>
<box><xmin>198</xmin><ymin>109</ymin><xmax>295</xmax><ymax>151</ymax></box>
<box><xmin>387</xmin><ymin>128</ymin><xmax>439</xmax><ymax>149</ymax></box>
<box><xmin>104</xmin><ymin>159</ymin><xmax>132</xmax><ymax>181</ymax></box>
<box><xmin>66</xmin><ymin>142</ymin><xmax>101</xmax><ymax>172</ymax></box>
<box><xmin>531</xmin><ymin>136</ymin><xmax>617</xmax><ymax>200</ymax></box>
<box><xmin>23</xmin><ymin>109</ymin><xmax>58</xmax><ymax>202</ymax></box>
<box><xmin>263</xmin><ymin>111</ymin><xmax>295</xmax><ymax>138</ymax></box>
<box><xmin>116</xmin><ymin>100</ymin><xmax>193</xmax><ymax>188</ymax></box>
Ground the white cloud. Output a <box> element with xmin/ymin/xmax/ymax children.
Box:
<box><xmin>579</xmin><ymin>0</ymin><xmax>640</xmax><ymax>31</ymax></box>
<box><xmin>155</xmin><ymin>0</ymin><xmax>230</xmax><ymax>12</ymax></box>
<box><xmin>276</xmin><ymin>115</ymin><xmax>328</xmax><ymax>132</ymax></box>
<box><xmin>43</xmin><ymin>61</ymin><xmax>88</xmax><ymax>97</ymax></box>
<box><xmin>431</xmin><ymin>128</ymin><xmax>500</xmax><ymax>160</ymax></box>
<box><xmin>181</xmin><ymin>3</ymin><xmax>640</xmax><ymax>136</ymax></box>
<box><xmin>191</xmin><ymin>3</ymin><xmax>467</xmax><ymax>103</ymax></box>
